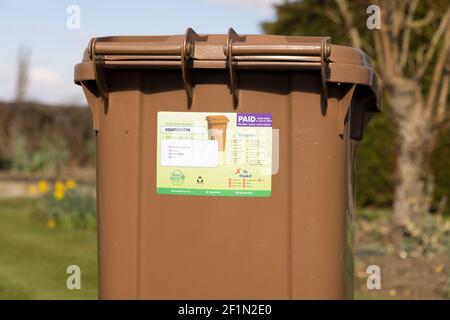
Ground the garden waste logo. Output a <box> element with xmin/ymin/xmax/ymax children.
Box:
<box><xmin>170</xmin><ymin>170</ymin><xmax>186</xmax><ymax>186</ymax></box>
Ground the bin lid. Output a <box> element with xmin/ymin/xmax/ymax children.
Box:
<box><xmin>74</xmin><ymin>28</ymin><xmax>382</xmax><ymax>114</ymax></box>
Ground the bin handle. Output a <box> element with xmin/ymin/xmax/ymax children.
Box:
<box><xmin>224</xmin><ymin>28</ymin><xmax>245</xmax><ymax>109</ymax></box>
<box><xmin>224</xmin><ymin>29</ymin><xmax>331</xmax><ymax>108</ymax></box>
<box><xmin>182</xmin><ymin>28</ymin><xmax>203</xmax><ymax>109</ymax></box>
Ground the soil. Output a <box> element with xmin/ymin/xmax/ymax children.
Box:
<box><xmin>355</xmin><ymin>252</ymin><xmax>449</xmax><ymax>299</ymax></box>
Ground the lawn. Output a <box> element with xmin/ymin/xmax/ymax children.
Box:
<box><xmin>0</xmin><ymin>198</ymin><xmax>98</xmax><ymax>299</ymax></box>
<box><xmin>0</xmin><ymin>198</ymin><xmax>446</xmax><ymax>300</ymax></box>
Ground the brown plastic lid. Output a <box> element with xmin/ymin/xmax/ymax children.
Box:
<box><xmin>74</xmin><ymin>28</ymin><xmax>382</xmax><ymax>113</ymax></box>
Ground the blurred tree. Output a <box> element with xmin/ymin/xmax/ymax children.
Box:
<box><xmin>15</xmin><ymin>45</ymin><xmax>31</xmax><ymax>103</ymax></box>
<box><xmin>264</xmin><ymin>0</ymin><xmax>450</xmax><ymax>240</ymax></box>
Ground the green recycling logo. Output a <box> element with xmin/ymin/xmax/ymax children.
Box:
<box><xmin>169</xmin><ymin>170</ymin><xmax>186</xmax><ymax>186</ymax></box>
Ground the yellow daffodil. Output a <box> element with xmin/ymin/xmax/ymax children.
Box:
<box><xmin>28</xmin><ymin>184</ymin><xmax>38</xmax><ymax>195</ymax></box>
<box><xmin>54</xmin><ymin>181</ymin><xmax>65</xmax><ymax>191</ymax></box>
<box><xmin>54</xmin><ymin>189</ymin><xmax>65</xmax><ymax>200</ymax></box>
<box><xmin>37</xmin><ymin>180</ymin><xmax>49</xmax><ymax>193</ymax></box>
<box><xmin>66</xmin><ymin>179</ymin><xmax>76</xmax><ymax>190</ymax></box>
<box><xmin>47</xmin><ymin>218</ymin><xmax>56</xmax><ymax>229</ymax></box>
<box><xmin>54</xmin><ymin>181</ymin><xmax>65</xmax><ymax>200</ymax></box>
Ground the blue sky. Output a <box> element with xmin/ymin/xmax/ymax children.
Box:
<box><xmin>0</xmin><ymin>0</ymin><xmax>281</xmax><ymax>105</ymax></box>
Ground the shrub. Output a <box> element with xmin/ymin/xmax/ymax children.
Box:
<box><xmin>355</xmin><ymin>108</ymin><xmax>397</xmax><ymax>208</ymax></box>
<box><xmin>0</xmin><ymin>102</ymin><xmax>95</xmax><ymax>169</ymax></box>
<box><xmin>9</xmin><ymin>134</ymin><xmax>69</xmax><ymax>175</ymax></box>
<box><xmin>32</xmin><ymin>179</ymin><xmax>96</xmax><ymax>230</ymax></box>
<box><xmin>431</xmin><ymin>128</ymin><xmax>450</xmax><ymax>216</ymax></box>
<box><xmin>29</xmin><ymin>137</ymin><xmax>69</xmax><ymax>174</ymax></box>
<box><xmin>10</xmin><ymin>134</ymin><xmax>29</xmax><ymax>173</ymax></box>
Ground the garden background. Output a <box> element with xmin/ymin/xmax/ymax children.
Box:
<box><xmin>0</xmin><ymin>0</ymin><xmax>449</xmax><ymax>299</ymax></box>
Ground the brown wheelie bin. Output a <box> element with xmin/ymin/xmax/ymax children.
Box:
<box><xmin>74</xmin><ymin>28</ymin><xmax>382</xmax><ymax>300</ymax></box>
<box><xmin>205</xmin><ymin>115</ymin><xmax>230</xmax><ymax>151</ymax></box>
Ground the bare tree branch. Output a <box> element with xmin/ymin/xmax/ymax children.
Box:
<box><xmin>370</xmin><ymin>0</ymin><xmax>403</xmax><ymax>81</ymax></box>
<box><xmin>322</xmin><ymin>8</ymin><xmax>342</xmax><ymax>25</ymax></box>
<box><xmin>415</xmin><ymin>9</ymin><xmax>450</xmax><ymax>79</ymax></box>
<box><xmin>15</xmin><ymin>45</ymin><xmax>31</xmax><ymax>103</ymax></box>
<box><xmin>373</xmin><ymin>30</ymin><xmax>390</xmax><ymax>82</ymax></box>
<box><xmin>435</xmin><ymin>74</ymin><xmax>449</xmax><ymax>126</ymax></box>
<box><xmin>334</xmin><ymin>0</ymin><xmax>362</xmax><ymax>49</ymax></box>
<box><xmin>400</xmin><ymin>0</ymin><xmax>419</xmax><ymax>69</ymax></box>
<box><xmin>380</xmin><ymin>21</ymin><xmax>395</xmax><ymax>80</ymax></box>
<box><xmin>406</xmin><ymin>11</ymin><xmax>435</xmax><ymax>29</ymax></box>
<box><xmin>425</xmin><ymin>26</ymin><xmax>450</xmax><ymax>116</ymax></box>
<box><xmin>391</xmin><ymin>0</ymin><xmax>408</xmax><ymax>39</ymax></box>
<box><xmin>389</xmin><ymin>0</ymin><xmax>409</xmax><ymax>76</ymax></box>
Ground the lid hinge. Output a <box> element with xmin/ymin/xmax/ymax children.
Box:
<box><xmin>321</xmin><ymin>37</ymin><xmax>331</xmax><ymax>109</ymax></box>
<box><xmin>224</xmin><ymin>28</ymin><xmax>245</xmax><ymax>109</ymax></box>
<box><xmin>181</xmin><ymin>28</ymin><xmax>205</xmax><ymax>109</ymax></box>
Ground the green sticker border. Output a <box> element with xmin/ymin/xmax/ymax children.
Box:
<box><xmin>157</xmin><ymin>187</ymin><xmax>271</xmax><ymax>197</ymax></box>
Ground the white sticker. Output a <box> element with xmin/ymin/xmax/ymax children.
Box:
<box><xmin>160</xmin><ymin>139</ymin><xmax>218</xmax><ymax>168</ymax></box>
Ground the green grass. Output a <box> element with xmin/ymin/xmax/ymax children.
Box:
<box><xmin>0</xmin><ymin>198</ymin><xmax>97</xmax><ymax>299</ymax></box>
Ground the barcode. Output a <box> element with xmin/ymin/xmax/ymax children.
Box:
<box><xmin>164</xmin><ymin>127</ymin><xmax>191</xmax><ymax>133</ymax></box>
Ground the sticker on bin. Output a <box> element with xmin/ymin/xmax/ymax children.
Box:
<box><xmin>156</xmin><ymin>111</ymin><xmax>272</xmax><ymax>197</ymax></box>
<box><xmin>160</xmin><ymin>139</ymin><xmax>218</xmax><ymax>167</ymax></box>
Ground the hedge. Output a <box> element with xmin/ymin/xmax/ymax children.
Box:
<box><xmin>0</xmin><ymin>102</ymin><xmax>449</xmax><ymax>213</ymax></box>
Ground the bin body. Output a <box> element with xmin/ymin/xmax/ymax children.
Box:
<box><xmin>75</xmin><ymin>31</ymin><xmax>381</xmax><ymax>299</ymax></box>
